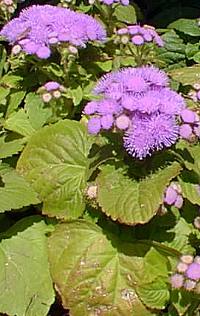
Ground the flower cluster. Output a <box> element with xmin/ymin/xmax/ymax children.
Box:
<box><xmin>179</xmin><ymin>108</ymin><xmax>200</xmax><ymax>139</ymax></box>
<box><xmin>38</xmin><ymin>81</ymin><xmax>66</xmax><ymax>103</ymax></box>
<box><xmin>98</xmin><ymin>0</ymin><xmax>129</xmax><ymax>5</ymax></box>
<box><xmin>84</xmin><ymin>66</ymin><xmax>186</xmax><ymax>159</ymax></box>
<box><xmin>188</xmin><ymin>83</ymin><xmax>200</xmax><ymax>102</ymax></box>
<box><xmin>0</xmin><ymin>0</ymin><xmax>15</xmax><ymax>15</ymax></box>
<box><xmin>116</xmin><ymin>24</ymin><xmax>164</xmax><ymax>47</ymax></box>
<box><xmin>0</xmin><ymin>5</ymin><xmax>106</xmax><ymax>59</ymax></box>
<box><xmin>170</xmin><ymin>255</ymin><xmax>200</xmax><ymax>293</ymax></box>
<box><xmin>164</xmin><ymin>183</ymin><xmax>183</xmax><ymax>209</ymax></box>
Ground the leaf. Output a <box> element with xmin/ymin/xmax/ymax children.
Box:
<box><xmin>17</xmin><ymin>119</ymin><xmax>93</xmax><ymax>219</ymax></box>
<box><xmin>6</xmin><ymin>90</ymin><xmax>26</xmax><ymax>117</ymax></box>
<box><xmin>95</xmin><ymin>60</ymin><xmax>113</xmax><ymax>72</ymax></box>
<box><xmin>179</xmin><ymin>171</ymin><xmax>200</xmax><ymax>205</ymax></box>
<box><xmin>0</xmin><ymin>167</ymin><xmax>39</xmax><ymax>212</ymax></box>
<box><xmin>4</xmin><ymin>109</ymin><xmax>36</xmax><ymax>137</ymax></box>
<box><xmin>0</xmin><ymin>87</ymin><xmax>10</xmax><ymax>104</ymax></box>
<box><xmin>0</xmin><ymin>220</ymin><xmax>55</xmax><ymax>316</ymax></box>
<box><xmin>168</xmin><ymin>19</ymin><xmax>200</xmax><ymax>37</ymax></box>
<box><xmin>24</xmin><ymin>93</ymin><xmax>51</xmax><ymax>129</ymax></box>
<box><xmin>96</xmin><ymin>163</ymin><xmax>182</xmax><ymax>225</ymax></box>
<box><xmin>4</xmin><ymin>93</ymin><xmax>51</xmax><ymax>137</ymax></box>
<box><xmin>0</xmin><ymin>74</ymin><xmax>23</xmax><ymax>88</ymax></box>
<box><xmin>113</xmin><ymin>4</ymin><xmax>136</xmax><ymax>24</ymax></box>
<box><xmin>0</xmin><ymin>136</ymin><xmax>24</xmax><ymax>159</ymax></box>
<box><xmin>68</xmin><ymin>86</ymin><xmax>83</xmax><ymax>106</ymax></box>
<box><xmin>48</xmin><ymin>220</ymin><xmax>169</xmax><ymax>315</ymax></box>
<box><xmin>169</xmin><ymin>65</ymin><xmax>200</xmax><ymax>86</ymax></box>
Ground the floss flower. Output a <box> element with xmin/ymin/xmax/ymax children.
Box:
<box><xmin>84</xmin><ymin>66</ymin><xmax>186</xmax><ymax>159</ymax></box>
<box><xmin>0</xmin><ymin>5</ymin><xmax>106</xmax><ymax>59</ymax></box>
<box><xmin>164</xmin><ymin>183</ymin><xmax>183</xmax><ymax>209</ymax></box>
<box><xmin>170</xmin><ymin>255</ymin><xmax>200</xmax><ymax>293</ymax></box>
<box><xmin>38</xmin><ymin>81</ymin><xmax>66</xmax><ymax>103</ymax></box>
<box><xmin>117</xmin><ymin>24</ymin><xmax>164</xmax><ymax>47</ymax></box>
<box><xmin>97</xmin><ymin>0</ymin><xmax>129</xmax><ymax>5</ymax></box>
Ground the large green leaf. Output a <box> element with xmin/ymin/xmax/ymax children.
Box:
<box><xmin>0</xmin><ymin>166</ymin><xmax>39</xmax><ymax>212</ymax></box>
<box><xmin>168</xmin><ymin>19</ymin><xmax>200</xmax><ymax>37</ymax></box>
<box><xmin>96</xmin><ymin>163</ymin><xmax>182</xmax><ymax>225</ymax></box>
<box><xmin>169</xmin><ymin>65</ymin><xmax>200</xmax><ymax>86</ymax></box>
<box><xmin>0</xmin><ymin>220</ymin><xmax>55</xmax><ymax>316</ymax></box>
<box><xmin>17</xmin><ymin>119</ymin><xmax>93</xmax><ymax>219</ymax></box>
<box><xmin>48</xmin><ymin>220</ymin><xmax>170</xmax><ymax>315</ymax></box>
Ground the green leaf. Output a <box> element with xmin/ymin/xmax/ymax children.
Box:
<box><xmin>0</xmin><ymin>87</ymin><xmax>10</xmax><ymax>104</ymax></box>
<box><xmin>68</xmin><ymin>86</ymin><xmax>83</xmax><ymax>106</ymax></box>
<box><xmin>0</xmin><ymin>74</ymin><xmax>23</xmax><ymax>88</ymax></box>
<box><xmin>6</xmin><ymin>90</ymin><xmax>26</xmax><ymax>117</ymax></box>
<box><xmin>168</xmin><ymin>19</ymin><xmax>200</xmax><ymax>37</ymax></box>
<box><xmin>24</xmin><ymin>93</ymin><xmax>52</xmax><ymax>129</ymax></box>
<box><xmin>0</xmin><ymin>167</ymin><xmax>39</xmax><ymax>212</ymax></box>
<box><xmin>169</xmin><ymin>65</ymin><xmax>200</xmax><ymax>86</ymax></box>
<box><xmin>4</xmin><ymin>109</ymin><xmax>36</xmax><ymax>137</ymax></box>
<box><xmin>113</xmin><ymin>4</ymin><xmax>136</xmax><ymax>24</ymax></box>
<box><xmin>95</xmin><ymin>60</ymin><xmax>113</xmax><ymax>72</ymax></box>
<box><xmin>0</xmin><ymin>220</ymin><xmax>55</xmax><ymax>316</ymax></box>
<box><xmin>48</xmin><ymin>220</ymin><xmax>169</xmax><ymax>315</ymax></box>
<box><xmin>4</xmin><ymin>93</ymin><xmax>51</xmax><ymax>137</ymax></box>
<box><xmin>193</xmin><ymin>52</ymin><xmax>200</xmax><ymax>63</ymax></box>
<box><xmin>17</xmin><ymin>119</ymin><xmax>93</xmax><ymax>219</ymax></box>
<box><xmin>179</xmin><ymin>171</ymin><xmax>200</xmax><ymax>205</ymax></box>
<box><xmin>185</xmin><ymin>43</ymin><xmax>199</xmax><ymax>60</ymax></box>
<box><xmin>96</xmin><ymin>163</ymin><xmax>182</xmax><ymax>225</ymax></box>
<box><xmin>0</xmin><ymin>136</ymin><xmax>24</xmax><ymax>159</ymax></box>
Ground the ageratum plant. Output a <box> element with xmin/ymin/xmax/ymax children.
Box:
<box><xmin>0</xmin><ymin>0</ymin><xmax>200</xmax><ymax>315</ymax></box>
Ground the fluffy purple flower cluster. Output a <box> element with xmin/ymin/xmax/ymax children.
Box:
<box><xmin>117</xmin><ymin>24</ymin><xmax>164</xmax><ymax>47</ymax></box>
<box><xmin>98</xmin><ymin>0</ymin><xmax>128</xmax><ymax>5</ymax></box>
<box><xmin>164</xmin><ymin>183</ymin><xmax>183</xmax><ymax>209</ymax></box>
<box><xmin>39</xmin><ymin>81</ymin><xmax>66</xmax><ymax>103</ymax></box>
<box><xmin>179</xmin><ymin>109</ymin><xmax>200</xmax><ymax>139</ymax></box>
<box><xmin>170</xmin><ymin>255</ymin><xmax>200</xmax><ymax>293</ymax></box>
<box><xmin>84</xmin><ymin>66</ymin><xmax>186</xmax><ymax>159</ymax></box>
<box><xmin>0</xmin><ymin>5</ymin><xmax>106</xmax><ymax>59</ymax></box>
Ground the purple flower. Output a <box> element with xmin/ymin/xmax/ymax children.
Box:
<box><xmin>181</xmin><ymin>109</ymin><xmax>196</xmax><ymax>123</ymax></box>
<box><xmin>44</xmin><ymin>81</ymin><xmax>60</xmax><ymax>91</ymax></box>
<box><xmin>84</xmin><ymin>66</ymin><xmax>187</xmax><ymax>158</ymax></box>
<box><xmin>101</xmin><ymin>114</ymin><xmax>114</xmax><ymax>130</ymax></box>
<box><xmin>179</xmin><ymin>124</ymin><xmax>193</xmax><ymax>139</ymax></box>
<box><xmin>164</xmin><ymin>186</ymin><xmax>178</xmax><ymax>205</ymax></box>
<box><xmin>115</xmin><ymin>114</ymin><xmax>130</xmax><ymax>130</ymax></box>
<box><xmin>84</xmin><ymin>101</ymin><xmax>97</xmax><ymax>115</ymax></box>
<box><xmin>88</xmin><ymin>117</ymin><xmax>101</xmax><ymax>135</ymax></box>
<box><xmin>117</xmin><ymin>24</ymin><xmax>164</xmax><ymax>47</ymax></box>
<box><xmin>123</xmin><ymin>113</ymin><xmax>179</xmax><ymax>159</ymax></box>
<box><xmin>186</xmin><ymin>262</ymin><xmax>200</xmax><ymax>280</ymax></box>
<box><xmin>99</xmin><ymin>0</ymin><xmax>129</xmax><ymax>5</ymax></box>
<box><xmin>131</xmin><ymin>35</ymin><xmax>144</xmax><ymax>45</ymax></box>
<box><xmin>0</xmin><ymin>5</ymin><xmax>106</xmax><ymax>59</ymax></box>
<box><xmin>184</xmin><ymin>280</ymin><xmax>196</xmax><ymax>291</ymax></box>
<box><xmin>170</xmin><ymin>274</ymin><xmax>184</xmax><ymax>289</ymax></box>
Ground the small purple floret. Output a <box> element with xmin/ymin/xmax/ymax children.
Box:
<box><xmin>186</xmin><ymin>262</ymin><xmax>200</xmax><ymax>280</ymax></box>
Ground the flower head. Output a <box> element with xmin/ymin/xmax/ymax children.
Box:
<box><xmin>117</xmin><ymin>24</ymin><xmax>164</xmax><ymax>47</ymax></box>
<box><xmin>1</xmin><ymin>5</ymin><xmax>106</xmax><ymax>58</ymax></box>
<box><xmin>84</xmin><ymin>66</ymin><xmax>186</xmax><ymax>159</ymax></box>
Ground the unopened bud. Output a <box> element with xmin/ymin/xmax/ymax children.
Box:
<box><xmin>42</xmin><ymin>93</ymin><xmax>52</xmax><ymax>103</ymax></box>
<box><xmin>53</xmin><ymin>90</ymin><xmax>61</xmax><ymax>99</ymax></box>
<box><xmin>12</xmin><ymin>45</ymin><xmax>21</xmax><ymax>55</ymax></box>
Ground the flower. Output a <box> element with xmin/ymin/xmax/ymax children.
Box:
<box><xmin>99</xmin><ymin>0</ymin><xmax>129</xmax><ymax>6</ymax></box>
<box><xmin>170</xmin><ymin>274</ymin><xmax>184</xmax><ymax>289</ymax></box>
<box><xmin>0</xmin><ymin>5</ymin><xmax>106</xmax><ymax>59</ymax></box>
<box><xmin>164</xmin><ymin>183</ymin><xmax>183</xmax><ymax>209</ymax></box>
<box><xmin>117</xmin><ymin>24</ymin><xmax>164</xmax><ymax>47</ymax></box>
<box><xmin>83</xmin><ymin>66</ymin><xmax>186</xmax><ymax>159</ymax></box>
<box><xmin>123</xmin><ymin>113</ymin><xmax>179</xmax><ymax>159</ymax></box>
<box><xmin>186</xmin><ymin>262</ymin><xmax>200</xmax><ymax>280</ymax></box>
<box><xmin>39</xmin><ymin>81</ymin><xmax>65</xmax><ymax>102</ymax></box>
